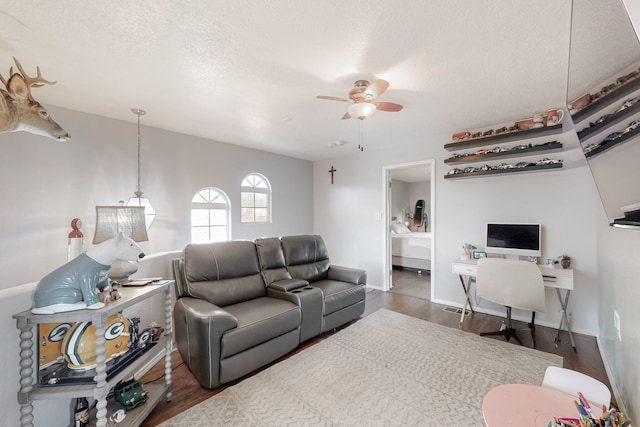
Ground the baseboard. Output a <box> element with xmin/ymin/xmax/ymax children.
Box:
<box><xmin>596</xmin><ymin>335</ymin><xmax>626</xmax><ymax>413</ymax></box>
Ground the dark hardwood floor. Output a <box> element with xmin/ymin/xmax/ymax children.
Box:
<box><xmin>140</xmin><ymin>273</ymin><xmax>611</xmax><ymax>426</ymax></box>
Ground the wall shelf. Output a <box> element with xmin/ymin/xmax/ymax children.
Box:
<box><xmin>571</xmin><ymin>75</ymin><xmax>640</xmax><ymax>124</ymax></box>
<box><xmin>444</xmin><ymin>123</ymin><xmax>563</xmax><ymax>151</ymax></box>
<box><xmin>576</xmin><ymin>101</ymin><xmax>640</xmax><ymax>141</ymax></box>
<box><xmin>444</xmin><ymin>141</ymin><xmax>563</xmax><ymax>164</ymax></box>
<box><xmin>585</xmin><ymin>126</ymin><xmax>640</xmax><ymax>159</ymax></box>
<box><xmin>444</xmin><ymin>163</ymin><xmax>563</xmax><ymax>179</ymax></box>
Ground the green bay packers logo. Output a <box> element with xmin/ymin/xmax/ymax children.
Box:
<box><xmin>62</xmin><ymin>313</ymin><xmax>131</xmax><ymax>370</ymax></box>
<box><xmin>39</xmin><ymin>323</ymin><xmax>73</xmax><ymax>368</ymax></box>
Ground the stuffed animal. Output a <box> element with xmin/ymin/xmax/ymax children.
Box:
<box><xmin>32</xmin><ymin>232</ymin><xmax>145</xmax><ymax>314</ymax></box>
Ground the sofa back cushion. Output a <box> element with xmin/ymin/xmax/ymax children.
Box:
<box><xmin>281</xmin><ymin>235</ymin><xmax>330</xmax><ymax>282</ymax></box>
<box><xmin>255</xmin><ymin>237</ymin><xmax>292</xmax><ymax>285</ymax></box>
<box><xmin>183</xmin><ymin>240</ymin><xmax>265</xmax><ymax>307</ymax></box>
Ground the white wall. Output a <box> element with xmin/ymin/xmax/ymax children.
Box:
<box><xmin>314</xmin><ymin>127</ymin><xmax>600</xmax><ymax>336</ymax></box>
<box><xmin>595</xmin><ymin>207</ymin><xmax>640</xmax><ymax>421</ymax></box>
<box><xmin>390</xmin><ymin>179</ymin><xmax>410</xmax><ymax>223</ymax></box>
<box><xmin>0</xmin><ymin>106</ymin><xmax>313</xmax><ymax>290</ymax></box>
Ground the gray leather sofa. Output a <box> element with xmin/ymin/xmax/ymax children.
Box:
<box><xmin>173</xmin><ymin>235</ymin><xmax>366</xmax><ymax>389</ymax></box>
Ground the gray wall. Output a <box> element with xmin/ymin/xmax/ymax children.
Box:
<box><xmin>0</xmin><ymin>106</ymin><xmax>313</xmax><ymax>290</ymax></box>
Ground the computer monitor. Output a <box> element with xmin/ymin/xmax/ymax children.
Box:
<box><xmin>486</xmin><ymin>223</ymin><xmax>541</xmax><ymax>258</ymax></box>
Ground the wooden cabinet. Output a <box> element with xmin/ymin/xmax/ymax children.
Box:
<box><xmin>13</xmin><ymin>282</ymin><xmax>173</xmax><ymax>427</ymax></box>
<box><xmin>443</xmin><ymin>123</ymin><xmax>564</xmax><ymax>179</ymax></box>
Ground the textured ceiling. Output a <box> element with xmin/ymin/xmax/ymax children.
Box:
<box><xmin>0</xmin><ymin>1</ymin><xmax>637</xmax><ymax>161</ymax></box>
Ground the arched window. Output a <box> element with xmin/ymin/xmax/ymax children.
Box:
<box><xmin>241</xmin><ymin>173</ymin><xmax>271</xmax><ymax>223</ymax></box>
<box><xmin>191</xmin><ymin>187</ymin><xmax>231</xmax><ymax>243</ymax></box>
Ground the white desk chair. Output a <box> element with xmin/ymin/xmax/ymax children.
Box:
<box><xmin>476</xmin><ymin>258</ymin><xmax>545</xmax><ymax>346</ymax></box>
<box><xmin>542</xmin><ymin>366</ymin><xmax>611</xmax><ymax>409</ymax></box>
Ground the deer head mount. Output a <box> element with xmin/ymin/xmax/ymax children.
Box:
<box><xmin>0</xmin><ymin>57</ymin><xmax>69</xmax><ymax>141</ymax></box>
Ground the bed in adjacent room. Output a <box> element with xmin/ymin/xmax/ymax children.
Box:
<box><xmin>391</xmin><ymin>223</ymin><xmax>431</xmax><ymax>271</ymax></box>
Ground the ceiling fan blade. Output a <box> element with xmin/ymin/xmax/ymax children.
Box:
<box><xmin>342</xmin><ymin>111</ymin><xmax>352</xmax><ymax>120</ymax></box>
<box><xmin>375</xmin><ymin>101</ymin><xmax>403</xmax><ymax>112</ymax></box>
<box><xmin>364</xmin><ymin>79</ymin><xmax>390</xmax><ymax>99</ymax></box>
<box><xmin>317</xmin><ymin>95</ymin><xmax>352</xmax><ymax>103</ymax></box>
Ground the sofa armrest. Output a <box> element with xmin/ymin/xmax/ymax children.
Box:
<box><xmin>268</xmin><ymin>278</ymin><xmax>309</xmax><ymax>292</ymax></box>
<box><xmin>173</xmin><ymin>297</ymin><xmax>238</xmax><ymax>388</ymax></box>
<box><xmin>328</xmin><ymin>265</ymin><xmax>367</xmax><ymax>285</ymax></box>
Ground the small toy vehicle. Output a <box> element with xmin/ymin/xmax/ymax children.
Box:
<box><xmin>615</xmin><ymin>97</ymin><xmax>640</xmax><ymax>113</ymax></box>
<box><xmin>593</xmin><ymin>114</ymin><xmax>612</xmax><ymax>125</ymax></box>
<box><xmin>495</xmin><ymin>163</ymin><xmax>513</xmax><ymax>170</ymax></box>
<box><xmin>536</xmin><ymin>158</ymin><xmax>555</xmax><ymax>166</ymax></box>
<box><xmin>489</xmin><ymin>146</ymin><xmax>508</xmax><ymax>153</ymax></box>
<box><xmin>623</xmin><ymin>120</ymin><xmax>640</xmax><ymax>134</ymax></box>
<box><xmin>114</xmin><ymin>378</ymin><xmax>148</xmax><ymax>410</ymax></box>
<box><xmin>510</xmin><ymin>144</ymin><xmax>532</xmax><ymax>151</ymax></box>
<box><xmin>602</xmin><ymin>132</ymin><xmax>622</xmax><ymax>143</ymax></box>
<box><xmin>583</xmin><ymin>143</ymin><xmax>600</xmax><ymax>154</ymax></box>
<box><xmin>515</xmin><ymin>161</ymin><xmax>535</xmax><ymax>168</ymax></box>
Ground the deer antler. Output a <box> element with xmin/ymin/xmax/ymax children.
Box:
<box><xmin>11</xmin><ymin>56</ymin><xmax>56</xmax><ymax>100</ymax></box>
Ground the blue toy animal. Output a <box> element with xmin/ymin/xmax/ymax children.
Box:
<box><xmin>32</xmin><ymin>232</ymin><xmax>145</xmax><ymax>314</ymax></box>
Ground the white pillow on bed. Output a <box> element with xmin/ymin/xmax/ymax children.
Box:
<box><xmin>391</xmin><ymin>223</ymin><xmax>411</xmax><ymax>234</ymax></box>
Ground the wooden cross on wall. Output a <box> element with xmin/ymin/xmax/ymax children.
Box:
<box><xmin>328</xmin><ymin>165</ymin><xmax>336</xmax><ymax>184</ymax></box>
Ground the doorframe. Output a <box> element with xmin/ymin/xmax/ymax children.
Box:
<box><xmin>382</xmin><ymin>159</ymin><xmax>435</xmax><ymax>297</ymax></box>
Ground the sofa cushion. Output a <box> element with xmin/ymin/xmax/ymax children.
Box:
<box><xmin>221</xmin><ymin>297</ymin><xmax>301</xmax><ymax>358</ymax></box>
<box><xmin>312</xmin><ymin>279</ymin><xmax>366</xmax><ymax>315</ymax></box>
<box><xmin>255</xmin><ymin>237</ymin><xmax>292</xmax><ymax>285</ymax></box>
<box><xmin>183</xmin><ymin>241</ymin><xmax>266</xmax><ymax>307</ymax></box>
<box><xmin>281</xmin><ymin>235</ymin><xmax>330</xmax><ymax>282</ymax></box>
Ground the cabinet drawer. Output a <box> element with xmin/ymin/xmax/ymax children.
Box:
<box><xmin>452</xmin><ymin>264</ymin><xmax>477</xmax><ymax>275</ymax></box>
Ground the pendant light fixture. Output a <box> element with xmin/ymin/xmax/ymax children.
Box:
<box><xmin>126</xmin><ymin>108</ymin><xmax>155</xmax><ymax>229</ymax></box>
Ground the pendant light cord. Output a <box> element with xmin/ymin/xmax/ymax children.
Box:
<box><xmin>132</xmin><ymin>108</ymin><xmax>146</xmax><ymax>198</ymax></box>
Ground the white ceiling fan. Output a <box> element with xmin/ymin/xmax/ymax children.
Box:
<box><xmin>317</xmin><ymin>79</ymin><xmax>403</xmax><ymax>120</ymax></box>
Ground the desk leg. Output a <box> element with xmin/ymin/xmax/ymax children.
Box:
<box><xmin>458</xmin><ymin>274</ymin><xmax>474</xmax><ymax>323</ymax></box>
<box><xmin>554</xmin><ymin>288</ymin><xmax>577</xmax><ymax>352</ymax></box>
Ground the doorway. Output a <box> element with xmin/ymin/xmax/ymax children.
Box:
<box><xmin>382</xmin><ymin>160</ymin><xmax>435</xmax><ymax>300</ymax></box>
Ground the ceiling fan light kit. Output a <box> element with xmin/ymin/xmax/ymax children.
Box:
<box><xmin>347</xmin><ymin>102</ymin><xmax>377</xmax><ymax>120</ymax></box>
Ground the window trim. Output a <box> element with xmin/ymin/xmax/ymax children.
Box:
<box><xmin>190</xmin><ymin>187</ymin><xmax>231</xmax><ymax>243</ymax></box>
<box><xmin>241</xmin><ymin>173</ymin><xmax>272</xmax><ymax>223</ymax></box>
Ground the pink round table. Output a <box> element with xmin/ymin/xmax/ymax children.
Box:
<box><xmin>482</xmin><ymin>383</ymin><xmax>602</xmax><ymax>427</ymax></box>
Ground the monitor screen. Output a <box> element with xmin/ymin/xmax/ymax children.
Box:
<box><xmin>486</xmin><ymin>223</ymin><xmax>541</xmax><ymax>258</ymax></box>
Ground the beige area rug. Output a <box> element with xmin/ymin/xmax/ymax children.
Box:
<box><xmin>160</xmin><ymin>309</ymin><xmax>562</xmax><ymax>426</ymax></box>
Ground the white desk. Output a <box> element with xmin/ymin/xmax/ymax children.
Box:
<box><xmin>452</xmin><ymin>258</ymin><xmax>576</xmax><ymax>351</ymax></box>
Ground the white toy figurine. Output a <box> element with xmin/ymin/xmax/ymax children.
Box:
<box><xmin>32</xmin><ymin>232</ymin><xmax>145</xmax><ymax>314</ymax></box>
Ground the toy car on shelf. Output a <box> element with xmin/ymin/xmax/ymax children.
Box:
<box><xmin>495</xmin><ymin>163</ymin><xmax>514</xmax><ymax>170</ymax></box>
<box><xmin>114</xmin><ymin>378</ymin><xmax>148</xmax><ymax>410</ymax></box>
<box><xmin>623</xmin><ymin>120</ymin><xmax>640</xmax><ymax>134</ymax></box>
<box><xmin>515</xmin><ymin>161</ymin><xmax>535</xmax><ymax>168</ymax></box>
<box><xmin>488</xmin><ymin>146</ymin><xmax>508</xmax><ymax>153</ymax></box>
<box><xmin>510</xmin><ymin>144</ymin><xmax>532</xmax><ymax>151</ymax></box>
<box><xmin>602</xmin><ymin>132</ymin><xmax>622</xmax><ymax>144</ymax></box>
<box><xmin>615</xmin><ymin>97</ymin><xmax>640</xmax><ymax>113</ymax></box>
<box><xmin>583</xmin><ymin>143</ymin><xmax>601</xmax><ymax>154</ymax></box>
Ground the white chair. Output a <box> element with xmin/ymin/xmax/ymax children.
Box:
<box><xmin>542</xmin><ymin>366</ymin><xmax>611</xmax><ymax>408</ymax></box>
<box><xmin>476</xmin><ymin>258</ymin><xmax>545</xmax><ymax>346</ymax></box>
